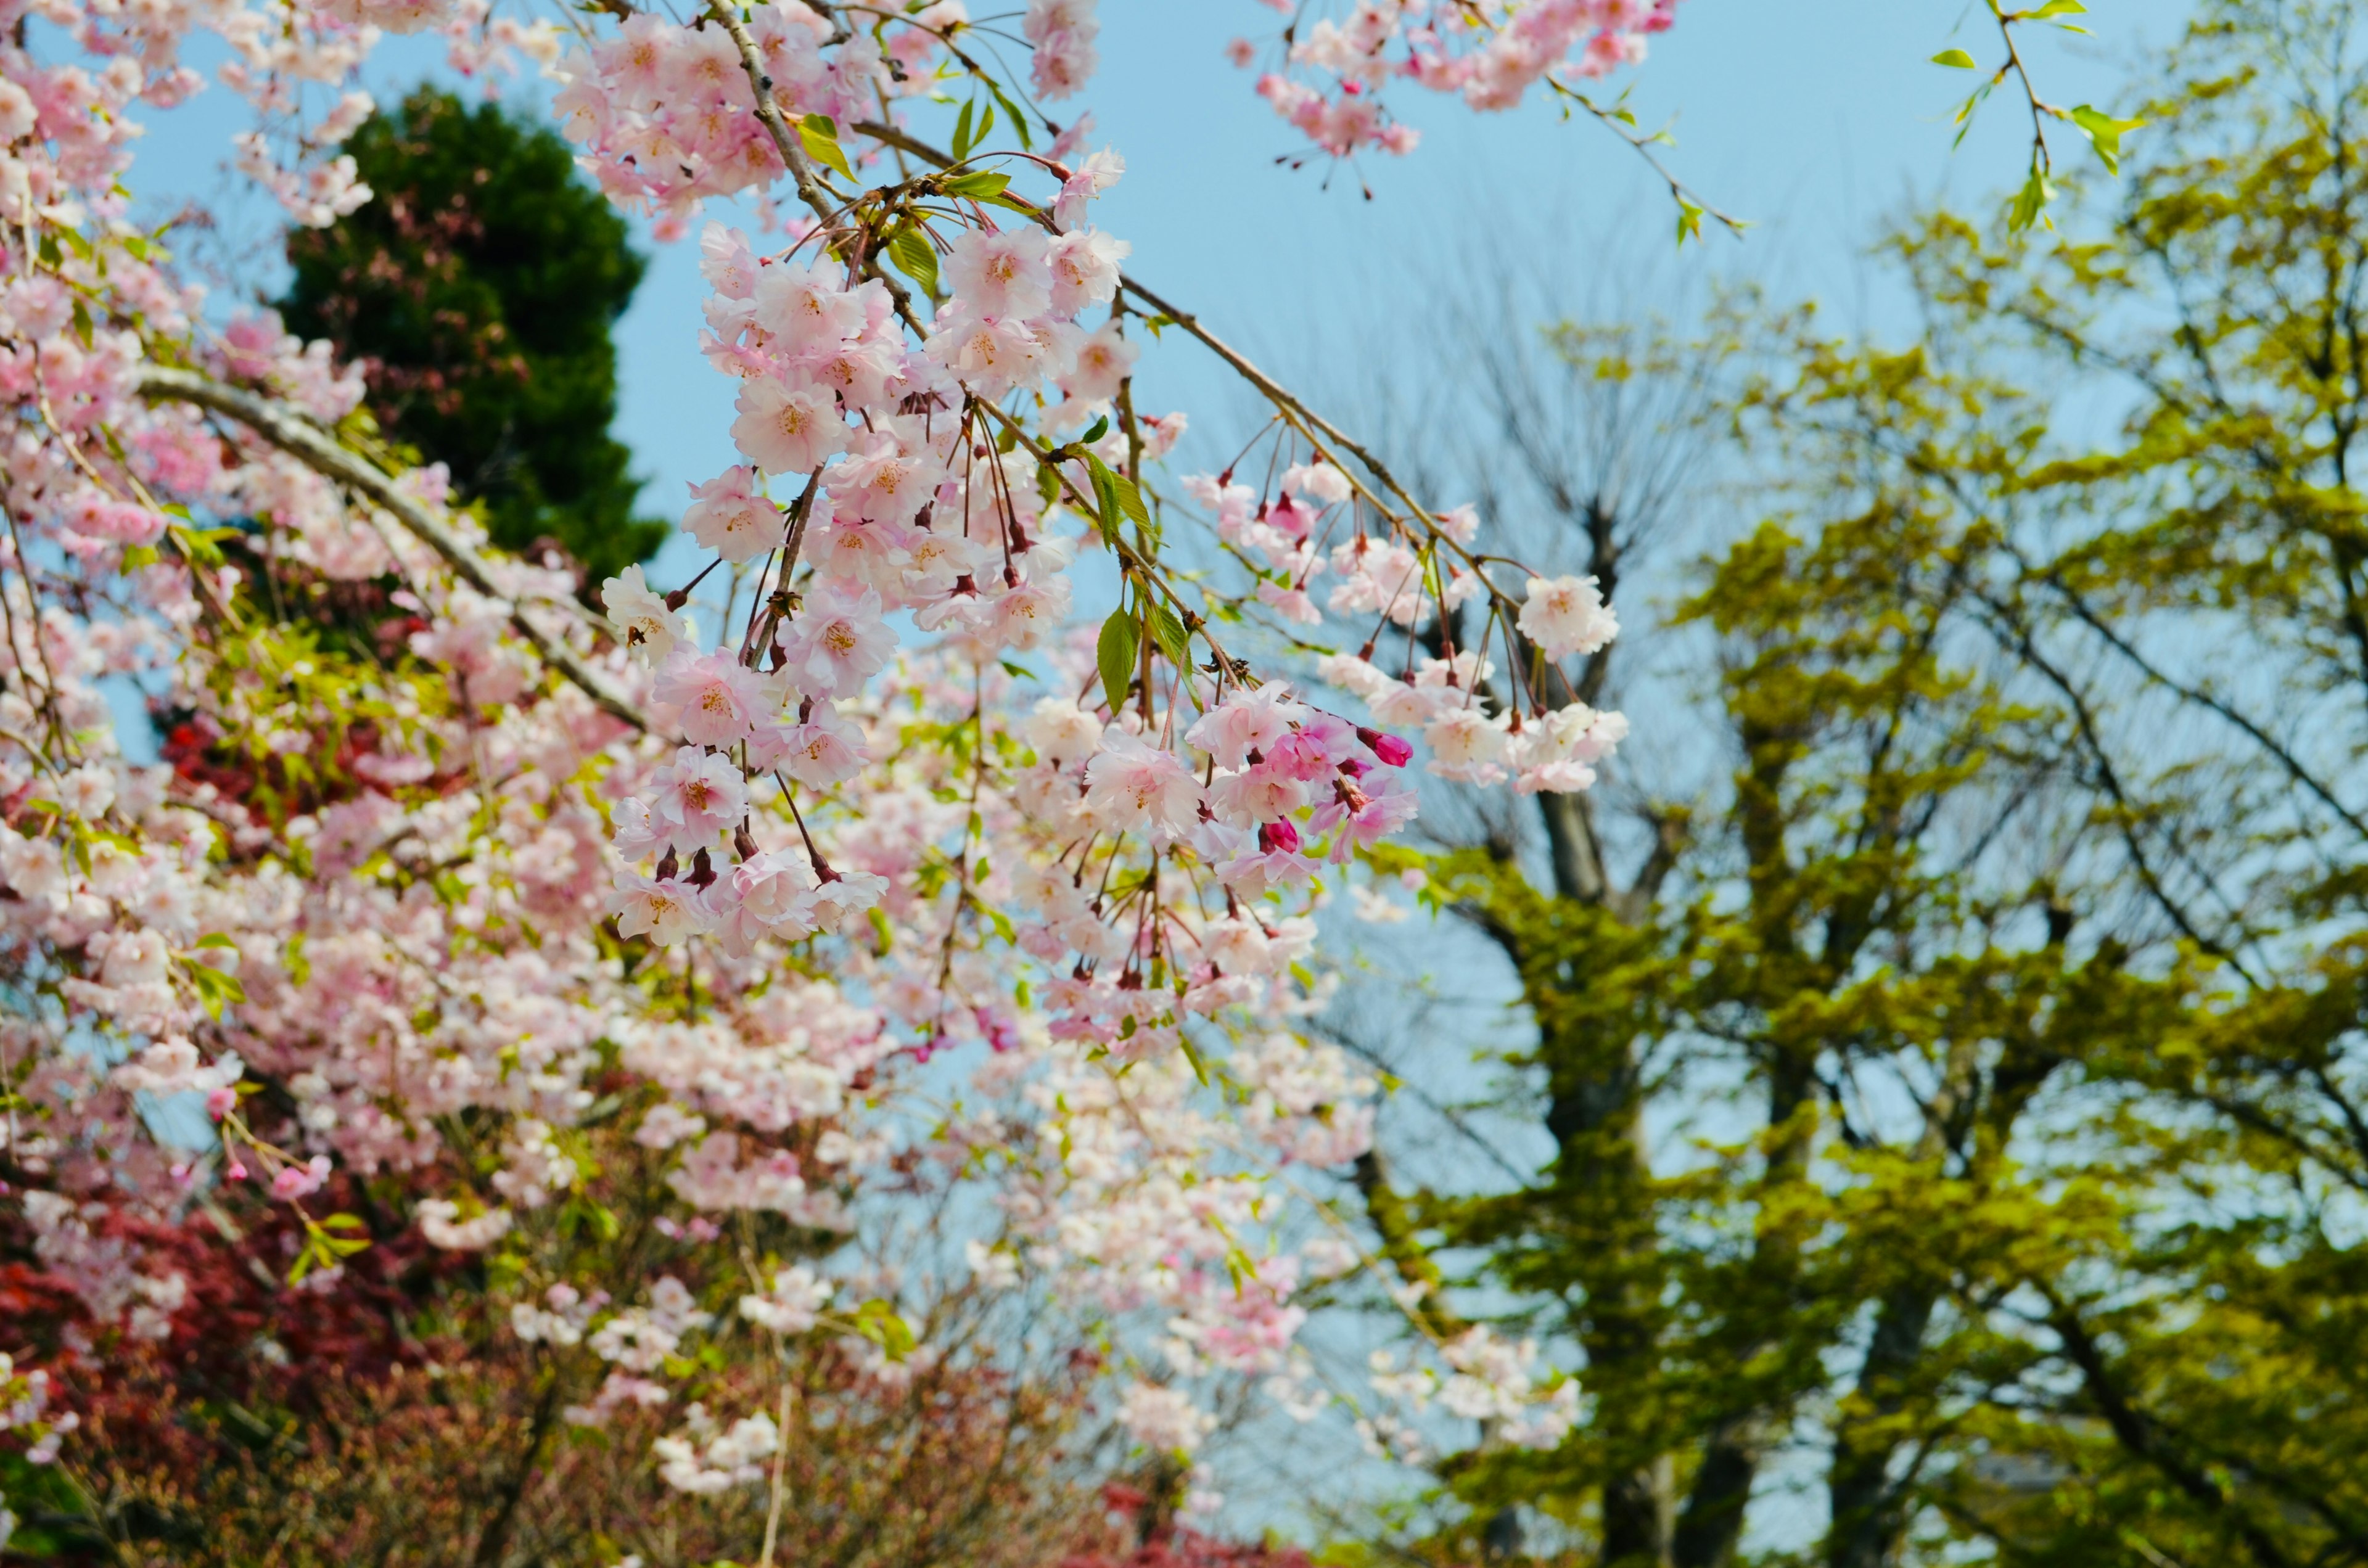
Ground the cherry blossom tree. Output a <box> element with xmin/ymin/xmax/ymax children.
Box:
<box><xmin>0</xmin><ymin>0</ymin><xmax>2130</xmax><ymax>1550</ymax></box>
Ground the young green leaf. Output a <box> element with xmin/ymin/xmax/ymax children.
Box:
<box><xmin>2070</xmin><ymin>104</ymin><xmax>2145</xmax><ymax>174</ymax></box>
<box><xmin>852</xmin><ymin>1298</ymin><xmax>916</xmax><ymax>1360</ymax></box>
<box><xmin>799</xmin><ymin>113</ymin><xmax>856</xmax><ymax>182</ymax></box>
<box><xmin>1088</xmin><ymin>463</ymin><xmax>1125</xmax><ymax>548</ymax></box>
<box><xmin>1097</xmin><ymin>608</ymin><xmax>1138</xmax><ymax>713</ymax></box>
<box><xmin>1085</xmin><ymin>453</ymin><xmax>1149</xmax><ymax>527</ymax></box>
<box><xmin>887</xmin><ymin>226</ymin><xmax>940</xmax><ymax>296</ymax></box>
<box><xmin>941</xmin><ymin>169</ymin><xmax>1011</xmax><ymax>201</ymax></box>
<box><xmin>984</xmin><ymin>78</ymin><xmax>1032</xmax><ymax>150</ymax></box>
<box><xmin>2008</xmin><ymin>161</ymin><xmax>2057</xmax><ymax>232</ymax></box>
<box><xmin>1151</xmin><ymin>604</ymin><xmax>1191</xmax><ymax>671</ymax></box>
<box><xmin>1931</xmin><ymin>48</ymin><xmax>1978</xmax><ymax>68</ymax></box>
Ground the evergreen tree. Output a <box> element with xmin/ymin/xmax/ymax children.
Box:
<box><xmin>280</xmin><ymin>86</ymin><xmax>664</xmax><ymax>581</ymax></box>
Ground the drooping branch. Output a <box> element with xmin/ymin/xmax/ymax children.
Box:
<box><xmin>137</xmin><ymin>366</ymin><xmax>651</xmax><ymax>733</ymax></box>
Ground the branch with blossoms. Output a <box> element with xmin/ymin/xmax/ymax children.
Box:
<box><xmin>1222</xmin><ymin>0</ymin><xmax>1745</xmax><ymax>237</ymax></box>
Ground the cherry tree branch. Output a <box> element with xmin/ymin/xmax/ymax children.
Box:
<box><xmin>136</xmin><ymin>366</ymin><xmax>651</xmax><ymax>733</ymax></box>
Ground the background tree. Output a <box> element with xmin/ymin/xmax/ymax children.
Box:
<box><xmin>1323</xmin><ymin>3</ymin><xmax>2368</xmax><ymax>1565</ymax></box>
<box><xmin>279</xmin><ymin>86</ymin><xmax>665</xmax><ymax>582</ymax></box>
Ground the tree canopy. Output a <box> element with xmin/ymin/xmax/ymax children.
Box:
<box><xmin>279</xmin><ymin>87</ymin><xmax>665</xmax><ymax>581</ymax></box>
<box><xmin>1336</xmin><ymin>4</ymin><xmax>2368</xmax><ymax>1564</ymax></box>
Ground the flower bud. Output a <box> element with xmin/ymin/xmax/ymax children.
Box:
<box><xmin>1357</xmin><ymin>726</ymin><xmax>1413</xmax><ymax>768</ymax></box>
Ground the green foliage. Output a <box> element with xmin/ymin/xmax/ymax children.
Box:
<box><xmin>1350</xmin><ymin>5</ymin><xmax>2368</xmax><ymax>1566</ymax></box>
<box><xmin>280</xmin><ymin>87</ymin><xmax>664</xmax><ymax>581</ymax></box>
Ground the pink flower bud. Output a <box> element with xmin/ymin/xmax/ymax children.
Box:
<box><xmin>1357</xmin><ymin>726</ymin><xmax>1414</xmax><ymax>768</ymax></box>
<box><xmin>205</xmin><ymin>1085</ymin><xmax>237</xmax><ymax>1120</ymax></box>
<box><xmin>1259</xmin><ymin>818</ymin><xmax>1301</xmax><ymax>854</ymax></box>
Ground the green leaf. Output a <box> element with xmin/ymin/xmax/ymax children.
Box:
<box><xmin>983</xmin><ymin>77</ymin><xmax>1032</xmax><ymax>150</ymax></box>
<box><xmin>2070</xmin><ymin>103</ymin><xmax>2145</xmax><ymax>174</ymax></box>
<box><xmin>949</xmin><ymin>98</ymin><xmax>978</xmax><ymax>161</ymax></box>
<box><xmin>1085</xmin><ymin>459</ymin><xmax>1124</xmax><ymax>548</ymax></box>
<box><xmin>170</xmin><ymin>522</ymin><xmax>225</xmax><ymax>570</ymax></box>
<box><xmin>1079</xmin><ymin>415</ymin><xmax>1110</xmax><ymax>445</ymax></box>
<box><xmin>799</xmin><ymin>113</ymin><xmax>856</xmax><ymax>182</ymax></box>
<box><xmin>886</xmin><ymin>226</ymin><xmax>940</xmax><ymax>296</ymax></box>
<box><xmin>1085</xmin><ymin>453</ymin><xmax>1149</xmax><ymax>534</ymax></box>
<box><xmin>1151</xmin><ymin>604</ymin><xmax>1191</xmax><ymax>670</ymax></box>
<box><xmin>186</xmin><ymin>960</ymin><xmax>247</xmax><ymax>1021</ymax></box>
<box><xmin>852</xmin><ymin>1298</ymin><xmax>915</xmax><ymax>1360</ymax></box>
<box><xmin>2027</xmin><ymin>0</ymin><xmax>2087</xmax><ymax>17</ymax></box>
<box><xmin>998</xmin><ymin>659</ymin><xmax>1040</xmax><ymax>683</ymax></box>
<box><xmin>940</xmin><ymin>169</ymin><xmax>1011</xmax><ymax>201</ymax></box>
<box><xmin>2008</xmin><ymin>160</ymin><xmax>2057</xmax><ymax>232</ymax></box>
<box><xmin>1676</xmin><ymin>199</ymin><xmax>1704</xmax><ymax>247</ymax></box>
<box><xmin>1177</xmin><ymin>1034</ymin><xmax>1209</xmax><ymax>1086</ymax></box>
<box><xmin>1931</xmin><ymin>48</ymin><xmax>1978</xmax><ymax>68</ymax></box>
<box><xmin>1097</xmin><ymin>607</ymin><xmax>1138</xmax><ymax>713</ymax></box>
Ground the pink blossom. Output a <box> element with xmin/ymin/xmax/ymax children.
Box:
<box><xmin>1518</xmin><ymin>573</ymin><xmax>1620</xmax><ymax>660</ymax></box>
<box><xmin>654</xmin><ymin>651</ymin><xmax>767</xmax><ymax>745</ymax></box>
<box><xmin>1053</xmin><ymin>148</ymin><xmax>1125</xmax><ymax>230</ymax></box>
<box><xmin>270</xmin><ymin>1155</ymin><xmax>331</xmax><ymax>1202</ymax></box>
<box><xmin>683</xmin><ymin>467</ymin><xmax>781</xmax><ymax>564</ymax></box>
<box><xmin>648</xmin><ymin>746</ymin><xmax>750</xmax><ymax>848</ymax></box>
<box><xmin>1083</xmin><ymin>731</ymin><xmax>1202</xmax><ymax>835</ymax></box>
<box><xmin>1046</xmin><ymin>228</ymin><xmax>1129</xmax><ymax>316</ymax></box>
<box><xmin>731</xmin><ymin>376</ymin><xmax>849</xmax><ymax>475</ymax></box>
<box><xmin>945</xmin><ymin>226</ymin><xmax>1053</xmax><ymax>319</ymax></box>
<box><xmin>775</xmin><ymin>582</ymin><xmax>894</xmax><ymax>699</ymax></box>
<box><xmin>754</xmin><ymin>703</ymin><xmax>869</xmax><ymax>787</ymax></box>
<box><xmin>1186</xmin><ymin>683</ymin><xmax>1308</xmax><ymax>768</ymax></box>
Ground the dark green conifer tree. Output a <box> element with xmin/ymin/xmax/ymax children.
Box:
<box><xmin>281</xmin><ymin>86</ymin><xmax>664</xmax><ymax>582</ymax></box>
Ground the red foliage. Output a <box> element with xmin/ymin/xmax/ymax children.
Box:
<box><xmin>1059</xmin><ymin>1483</ymin><xmax>1316</xmax><ymax>1568</ymax></box>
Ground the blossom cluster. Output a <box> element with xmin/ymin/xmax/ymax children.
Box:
<box><xmin>0</xmin><ymin>0</ymin><xmax>1668</xmax><ymax>1532</ymax></box>
<box><xmin>1231</xmin><ymin>0</ymin><xmax>1683</xmax><ymax>157</ymax></box>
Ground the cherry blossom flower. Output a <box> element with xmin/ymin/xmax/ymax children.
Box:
<box><xmin>682</xmin><ymin>466</ymin><xmax>781</xmax><ymax>563</ymax></box>
<box><xmin>654</xmin><ymin>651</ymin><xmax>767</xmax><ymax>745</ymax></box>
<box><xmin>613</xmin><ymin>871</ymin><xmax>717</xmax><ymax>943</ymax></box>
<box><xmin>1518</xmin><ymin>573</ymin><xmax>1621</xmax><ymax>660</ymax></box>
<box><xmin>775</xmin><ymin>582</ymin><xmax>894</xmax><ymax>699</ymax></box>
<box><xmin>731</xmin><ymin>376</ymin><xmax>849</xmax><ymax>475</ymax></box>
<box><xmin>648</xmin><ymin>746</ymin><xmax>750</xmax><ymax>848</ymax></box>
<box><xmin>1085</xmin><ymin>731</ymin><xmax>1204</xmax><ymax>835</ymax></box>
<box><xmin>602</xmin><ymin>564</ymin><xmax>688</xmax><ymax>665</ymax></box>
<box><xmin>754</xmin><ymin>702</ymin><xmax>869</xmax><ymax>787</ymax></box>
<box><xmin>739</xmin><ymin>1263</ymin><xmax>833</xmax><ymax>1332</ymax></box>
<box><xmin>1186</xmin><ymin>684</ymin><xmax>1310</xmax><ymax>768</ymax></box>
